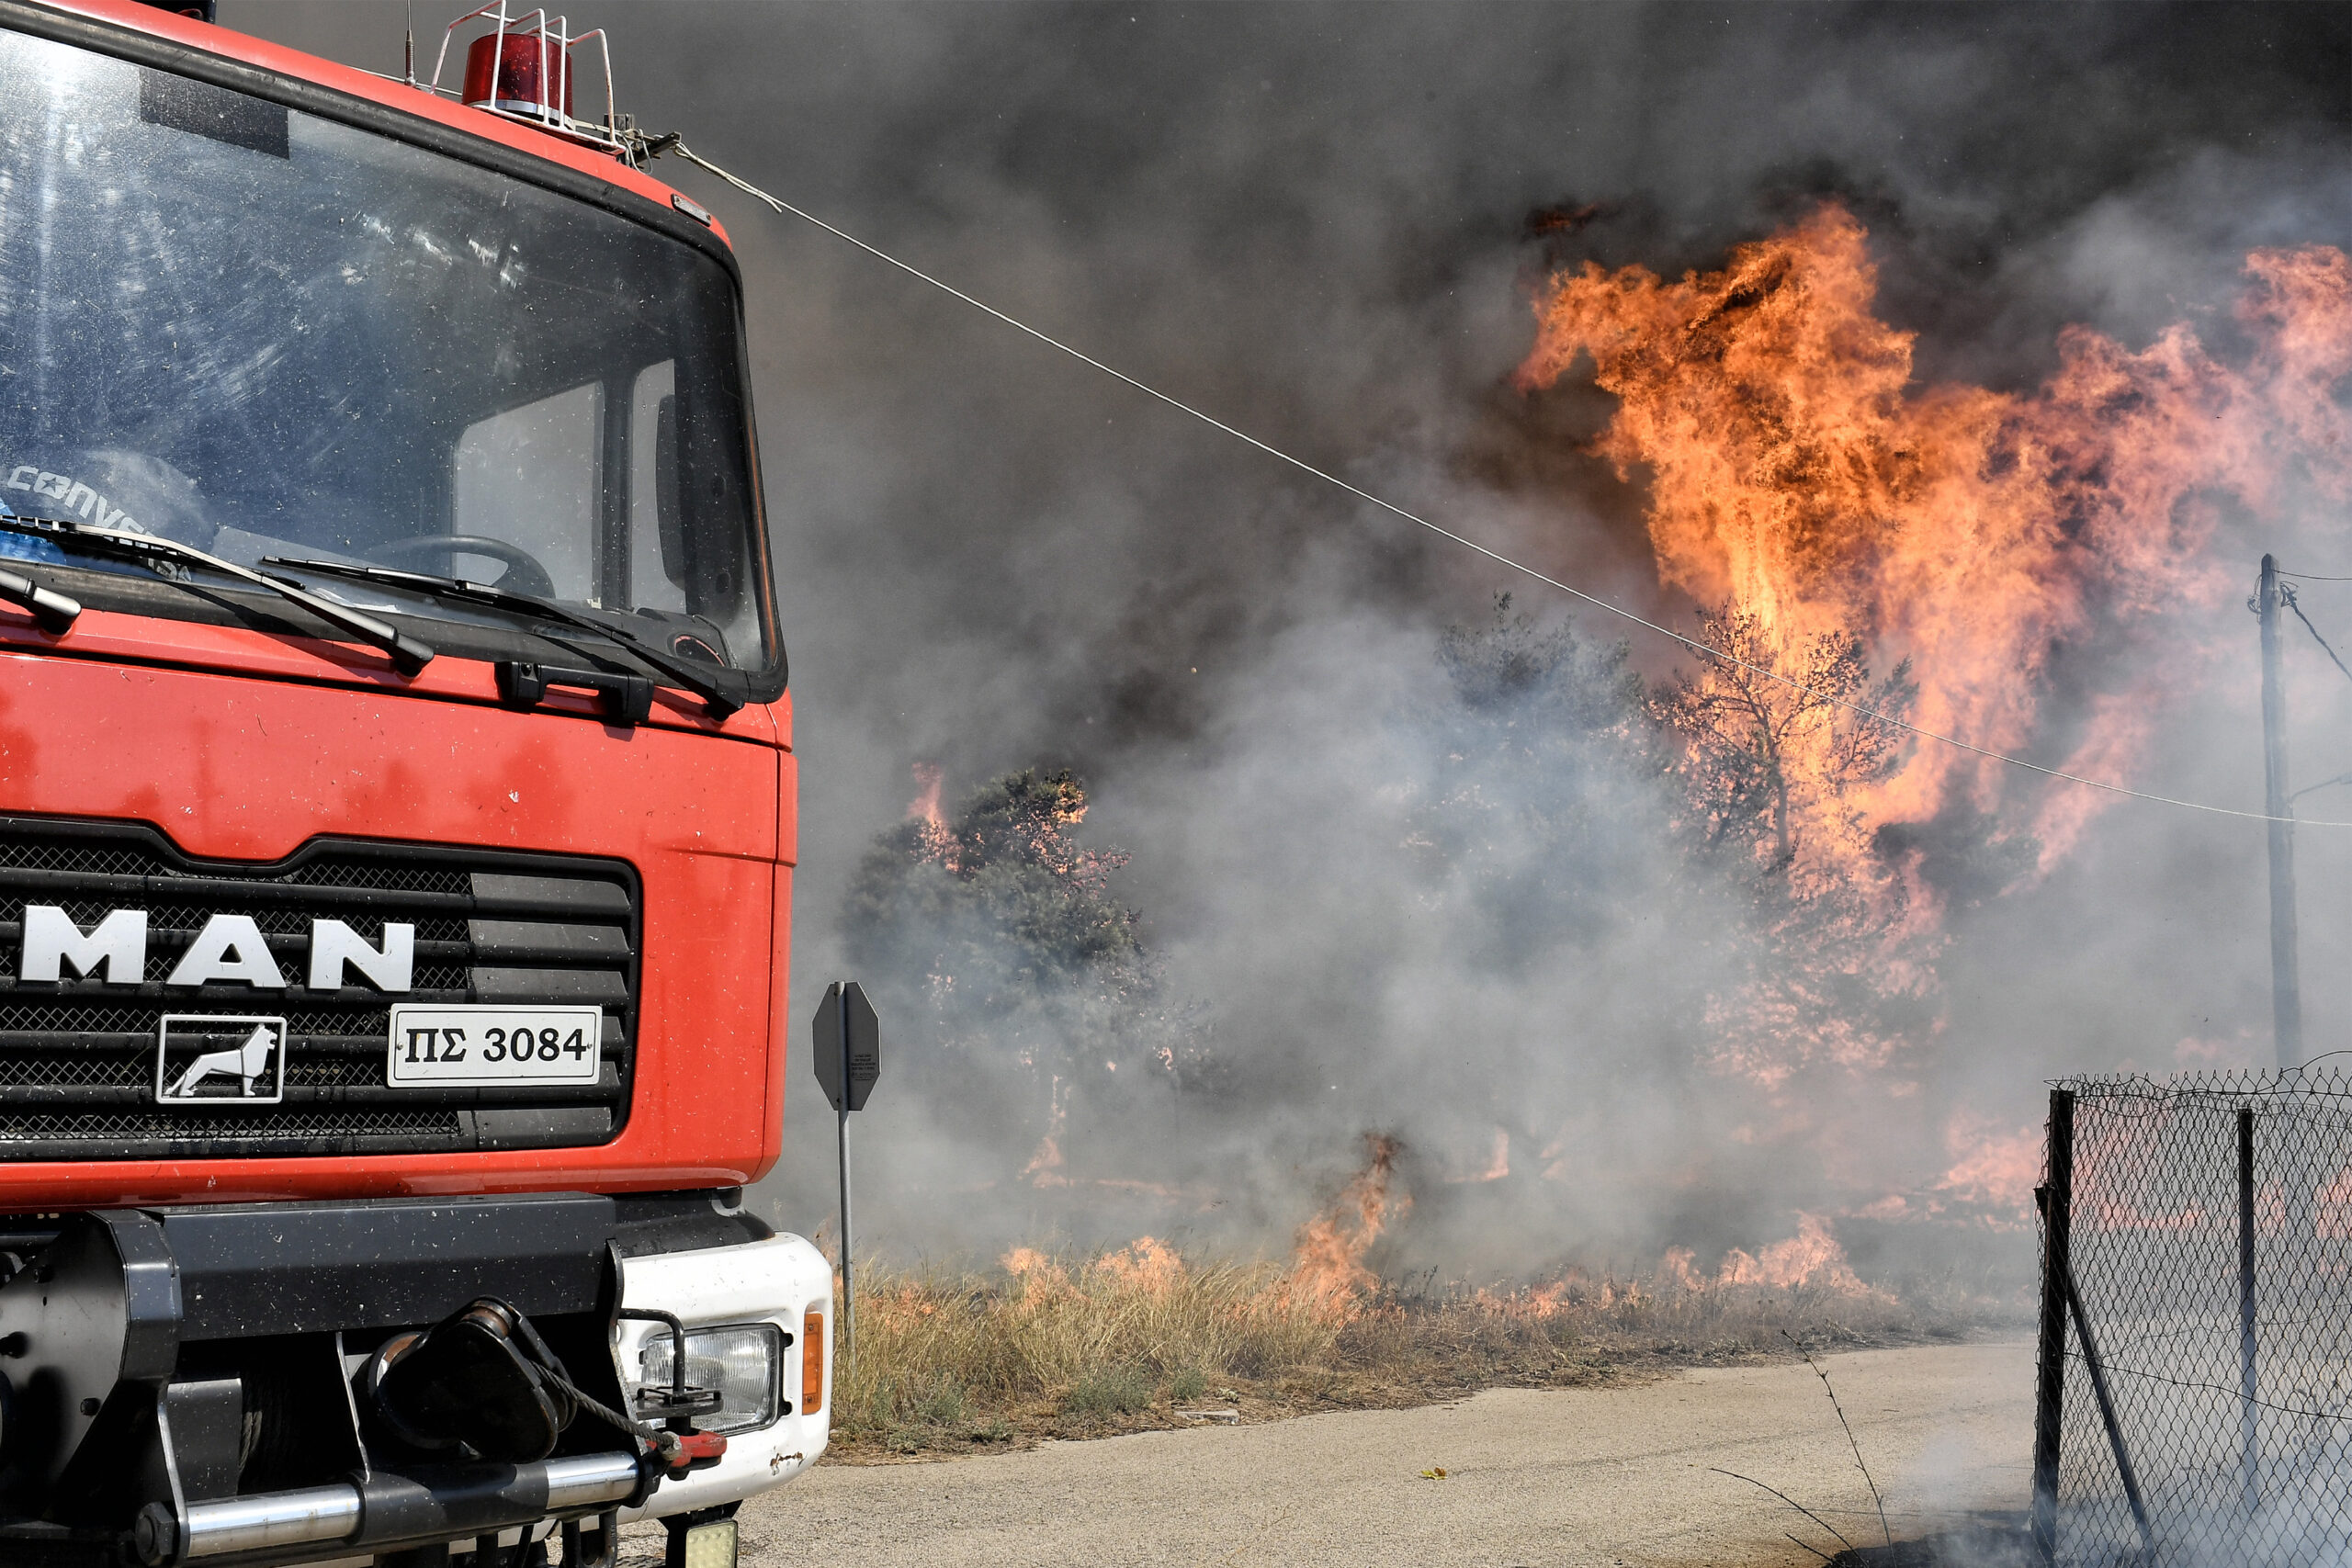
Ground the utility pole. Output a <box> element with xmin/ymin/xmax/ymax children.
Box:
<box><xmin>2258</xmin><ymin>554</ymin><xmax>2303</xmax><ymax>1071</ymax></box>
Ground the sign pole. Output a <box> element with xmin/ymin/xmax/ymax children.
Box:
<box><xmin>812</xmin><ymin>980</ymin><xmax>878</xmax><ymax>1359</ymax></box>
<box><xmin>835</xmin><ymin>994</ymin><xmax>855</xmax><ymax>1356</ymax></box>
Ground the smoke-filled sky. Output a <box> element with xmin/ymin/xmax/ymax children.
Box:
<box><xmin>230</xmin><ymin>1</ymin><xmax>2352</xmax><ymax>1279</ymax></box>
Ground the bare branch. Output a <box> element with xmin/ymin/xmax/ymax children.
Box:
<box><xmin>1784</xmin><ymin>1330</ymin><xmax>1892</xmax><ymax>1549</ymax></box>
<box><xmin>1707</xmin><ymin>1466</ymin><xmax>1857</xmax><ymax>1551</ymax></box>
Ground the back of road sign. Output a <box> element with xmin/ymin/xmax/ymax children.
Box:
<box><xmin>811</xmin><ymin>980</ymin><xmax>881</xmax><ymax>1112</ymax></box>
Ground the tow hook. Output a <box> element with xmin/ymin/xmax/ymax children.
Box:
<box><xmin>655</xmin><ymin>1428</ymin><xmax>729</xmax><ymax>1472</ymax></box>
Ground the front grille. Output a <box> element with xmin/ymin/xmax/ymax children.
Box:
<box><xmin>0</xmin><ymin>817</ymin><xmax>639</xmax><ymax>1159</ymax></box>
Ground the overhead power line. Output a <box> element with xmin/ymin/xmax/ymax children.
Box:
<box><xmin>663</xmin><ymin>141</ymin><xmax>2352</xmax><ymax>832</ymax></box>
<box><xmin>2280</xmin><ymin>586</ymin><xmax>2352</xmax><ymax>692</ymax></box>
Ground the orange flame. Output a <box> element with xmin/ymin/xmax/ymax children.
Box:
<box><xmin>1464</xmin><ymin>1218</ymin><xmax>1881</xmax><ymax>1322</ymax></box>
<box><xmin>907</xmin><ymin>762</ymin><xmax>944</xmax><ymax>826</ymax></box>
<box><xmin>999</xmin><ymin>1246</ymin><xmax>1072</xmax><ymax>1292</ymax></box>
<box><xmin>1023</xmin><ymin>1075</ymin><xmax>1073</xmax><ymax>1188</ymax></box>
<box><xmin>1021</xmin><ymin>1134</ymin><xmax>1072</xmax><ymax>1188</ymax></box>
<box><xmin>1442</xmin><ymin>1127</ymin><xmax>1511</xmax><ymax>1183</ymax></box>
<box><xmin>1090</xmin><ymin>1235</ymin><xmax>1187</xmax><ymax>1293</ymax></box>
<box><xmin>1713</xmin><ymin>1213</ymin><xmax>1877</xmax><ymax>1295</ymax></box>
<box><xmin>1936</xmin><ymin>1116</ymin><xmax>2042</xmax><ymax>1218</ymax></box>
<box><xmin>1514</xmin><ymin>204</ymin><xmax>2352</xmax><ymax>882</ymax></box>
<box><xmin>1285</xmin><ymin>1134</ymin><xmax>1407</xmax><ymax>1315</ymax></box>
<box><xmin>2314</xmin><ymin>1167</ymin><xmax>2352</xmax><ymax>1238</ymax></box>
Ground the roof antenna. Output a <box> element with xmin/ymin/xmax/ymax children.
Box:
<box><xmin>403</xmin><ymin>0</ymin><xmax>415</xmax><ymax>86</ymax></box>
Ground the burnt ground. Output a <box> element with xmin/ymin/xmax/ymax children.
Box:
<box><xmin>1828</xmin><ymin>1522</ymin><xmax>2038</xmax><ymax>1568</ymax></box>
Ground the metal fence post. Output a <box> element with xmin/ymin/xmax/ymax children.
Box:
<box><xmin>2061</xmin><ymin>1261</ymin><xmax>2157</xmax><ymax>1560</ymax></box>
<box><xmin>2032</xmin><ymin>1087</ymin><xmax>2076</xmax><ymax>1567</ymax></box>
<box><xmin>2239</xmin><ymin>1105</ymin><xmax>2259</xmax><ymax>1517</ymax></box>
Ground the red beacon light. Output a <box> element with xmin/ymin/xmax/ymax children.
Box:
<box><xmin>429</xmin><ymin>4</ymin><xmax>629</xmax><ymax>159</ymax></box>
<box><xmin>462</xmin><ymin>23</ymin><xmax>571</xmax><ymax>120</ymax></box>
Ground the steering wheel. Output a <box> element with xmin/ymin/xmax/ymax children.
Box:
<box><xmin>369</xmin><ymin>535</ymin><xmax>558</xmax><ymax>600</ymax></box>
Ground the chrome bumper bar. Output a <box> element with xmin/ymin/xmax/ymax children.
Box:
<box><xmin>134</xmin><ymin>1450</ymin><xmax>642</xmax><ymax>1564</ymax></box>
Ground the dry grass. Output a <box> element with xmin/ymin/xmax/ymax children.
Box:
<box><xmin>833</xmin><ymin>1243</ymin><xmax>1335</xmax><ymax>1454</ymax></box>
<box><xmin>826</xmin><ymin>1241</ymin><xmax>2016</xmax><ymax>1461</ymax></box>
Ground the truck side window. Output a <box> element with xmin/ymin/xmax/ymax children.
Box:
<box><xmin>452</xmin><ymin>382</ymin><xmax>604</xmax><ymax>603</ymax></box>
<box><xmin>628</xmin><ymin>360</ymin><xmax>685</xmax><ymax>615</ymax></box>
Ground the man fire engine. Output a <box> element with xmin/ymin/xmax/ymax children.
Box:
<box><xmin>0</xmin><ymin>1</ymin><xmax>828</xmax><ymax>1562</ymax></box>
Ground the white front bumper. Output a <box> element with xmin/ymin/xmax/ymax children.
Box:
<box><xmin>611</xmin><ymin>1231</ymin><xmax>834</xmax><ymax>1520</ymax></box>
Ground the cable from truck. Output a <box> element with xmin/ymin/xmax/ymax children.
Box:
<box><xmin>647</xmin><ymin>138</ymin><xmax>2352</xmax><ymax>831</ymax></box>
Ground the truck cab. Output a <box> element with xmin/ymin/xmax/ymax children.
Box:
<box><xmin>0</xmin><ymin>1</ymin><xmax>826</xmax><ymax>1562</ymax></box>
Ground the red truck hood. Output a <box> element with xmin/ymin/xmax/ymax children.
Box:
<box><xmin>0</xmin><ymin>627</ymin><xmax>797</xmax><ymax>1207</ymax></box>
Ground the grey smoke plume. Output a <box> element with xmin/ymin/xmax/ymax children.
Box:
<box><xmin>232</xmin><ymin>3</ymin><xmax>2352</xmax><ymax>1281</ymax></box>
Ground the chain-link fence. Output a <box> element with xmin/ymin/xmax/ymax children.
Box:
<box><xmin>2030</xmin><ymin>1070</ymin><xmax>2352</xmax><ymax>1567</ymax></box>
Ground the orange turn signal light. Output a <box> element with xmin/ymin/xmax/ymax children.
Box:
<box><xmin>801</xmin><ymin>1309</ymin><xmax>825</xmax><ymax>1415</ymax></box>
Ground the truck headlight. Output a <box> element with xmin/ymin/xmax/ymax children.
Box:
<box><xmin>639</xmin><ymin>1324</ymin><xmax>784</xmax><ymax>1435</ymax></box>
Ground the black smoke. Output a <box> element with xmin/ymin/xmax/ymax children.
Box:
<box><xmin>229</xmin><ymin>2</ymin><xmax>2352</xmax><ymax>1280</ymax></box>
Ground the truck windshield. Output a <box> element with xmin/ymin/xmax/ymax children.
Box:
<box><xmin>0</xmin><ymin>28</ymin><xmax>775</xmax><ymax>677</ymax></box>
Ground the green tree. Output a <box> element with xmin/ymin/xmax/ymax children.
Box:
<box><xmin>842</xmin><ymin>769</ymin><xmax>1188</xmax><ymax>1171</ymax></box>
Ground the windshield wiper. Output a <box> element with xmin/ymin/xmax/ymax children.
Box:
<box><xmin>261</xmin><ymin>558</ymin><xmax>745</xmax><ymax>718</ymax></box>
<box><xmin>0</xmin><ymin>517</ymin><xmax>432</xmax><ymax>674</ymax></box>
<box><xmin>0</xmin><ymin>503</ymin><xmax>87</xmax><ymax>634</ymax></box>
<box><xmin>0</xmin><ymin>564</ymin><xmax>79</xmax><ymax>635</ymax></box>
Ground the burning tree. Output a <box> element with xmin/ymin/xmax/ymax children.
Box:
<box><xmin>1650</xmin><ymin>605</ymin><xmax>1935</xmax><ymax>1080</ymax></box>
<box><xmin>842</xmin><ymin>768</ymin><xmax>1194</xmax><ymax>1179</ymax></box>
<box><xmin>1513</xmin><ymin>200</ymin><xmax>2352</xmax><ymax>872</ymax></box>
<box><xmin>1417</xmin><ymin>592</ymin><xmax>1936</xmax><ymax>1085</ymax></box>
<box><xmin>1651</xmin><ymin>604</ymin><xmax>1915</xmax><ymax>885</ymax></box>
<box><xmin>1500</xmin><ymin>200</ymin><xmax>2352</xmax><ymax>1084</ymax></box>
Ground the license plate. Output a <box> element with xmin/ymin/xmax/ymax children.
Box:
<box><xmin>386</xmin><ymin>1005</ymin><xmax>603</xmax><ymax>1087</ymax></box>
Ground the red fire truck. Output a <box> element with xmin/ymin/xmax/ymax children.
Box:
<box><xmin>0</xmin><ymin>1</ymin><xmax>827</xmax><ymax>1562</ymax></box>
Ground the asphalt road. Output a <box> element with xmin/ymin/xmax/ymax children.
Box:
<box><xmin>632</xmin><ymin>1340</ymin><xmax>2034</xmax><ymax>1568</ymax></box>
